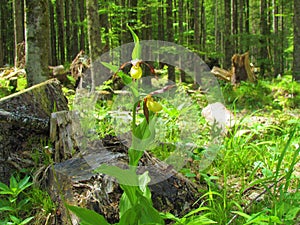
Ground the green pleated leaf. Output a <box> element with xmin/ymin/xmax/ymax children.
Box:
<box><xmin>126</xmin><ymin>24</ymin><xmax>141</xmax><ymax>60</ymax></box>
<box><xmin>66</xmin><ymin>205</ymin><xmax>110</xmax><ymax>225</ymax></box>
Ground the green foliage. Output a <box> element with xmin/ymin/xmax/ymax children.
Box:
<box><xmin>222</xmin><ymin>75</ymin><xmax>300</xmax><ymax>110</ymax></box>
<box><xmin>126</xmin><ymin>24</ymin><xmax>141</xmax><ymax>60</ymax></box>
<box><xmin>66</xmin><ymin>205</ymin><xmax>110</xmax><ymax>225</ymax></box>
<box><xmin>0</xmin><ymin>175</ymin><xmax>33</xmax><ymax>224</ymax></box>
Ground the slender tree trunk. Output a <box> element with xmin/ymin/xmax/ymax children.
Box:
<box><xmin>224</xmin><ymin>0</ymin><xmax>232</xmax><ymax>69</ymax></box>
<box><xmin>273</xmin><ymin>0</ymin><xmax>280</xmax><ymax>76</ymax></box>
<box><xmin>1</xmin><ymin>2</ymin><xmax>14</xmax><ymax>65</ymax></box>
<box><xmin>25</xmin><ymin>0</ymin><xmax>50</xmax><ymax>86</ymax></box>
<box><xmin>158</xmin><ymin>0</ymin><xmax>165</xmax><ymax>41</ymax></box>
<box><xmin>178</xmin><ymin>0</ymin><xmax>185</xmax><ymax>82</ymax></box>
<box><xmin>71</xmin><ymin>0</ymin><xmax>79</xmax><ymax>59</ymax></box>
<box><xmin>245</xmin><ymin>0</ymin><xmax>250</xmax><ymax>51</ymax></box>
<box><xmin>49</xmin><ymin>0</ymin><xmax>57</xmax><ymax>65</ymax></box>
<box><xmin>56</xmin><ymin>0</ymin><xmax>65</xmax><ymax>64</ymax></box>
<box><xmin>13</xmin><ymin>0</ymin><xmax>25</xmax><ymax>68</ymax></box>
<box><xmin>293</xmin><ymin>0</ymin><xmax>300</xmax><ymax>81</ymax></box>
<box><xmin>238</xmin><ymin>0</ymin><xmax>244</xmax><ymax>52</ymax></box>
<box><xmin>65</xmin><ymin>0</ymin><xmax>71</xmax><ymax>61</ymax></box>
<box><xmin>194</xmin><ymin>0</ymin><xmax>200</xmax><ymax>52</ymax></box>
<box><xmin>259</xmin><ymin>0</ymin><xmax>269</xmax><ymax>76</ymax></box>
<box><xmin>78</xmin><ymin>0</ymin><xmax>86</xmax><ymax>51</ymax></box>
<box><xmin>0</xmin><ymin>3</ymin><xmax>4</xmax><ymax>67</ymax></box>
<box><xmin>232</xmin><ymin>0</ymin><xmax>238</xmax><ymax>53</ymax></box>
<box><xmin>166</xmin><ymin>0</ymin><xmax>175</xmax><ymax>82</ymax></box>
<box><xmin>200</xmin><ymin>0</ymin><xmax>206</xmax><ymax>55</ymax></box>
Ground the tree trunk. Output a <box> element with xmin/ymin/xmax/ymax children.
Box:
<box><xmin>178</xmin><ymin>0</ymin><xmax>186</xmax><ymax>82</ymax></box>
<box><xmin>200</xmin><ymin>0</ymin><xmax>206</xmax><ymax>53</ymax></box>
<box><xmin>78</xmin><ymin>0</ymin><xmax>86</xmax><ymax>51</ymax></box>
<box><xmin>49</xmin><ymin>0</ymin><xmax>57</xmax><ymax>66</ymax></box>
<box><xmin>158</xmin><ymin>0</ymin><xmax>165</xmax><ymax>41</ymax></box>
<box><xmin>238</xmin><ymin>0</ymin><xmax>244</xmax><ymax>52</ymax></box>
<box><xmin>224</xmin><ymin>0</ymin><xmax>232</xmax><ymax>69</ymax></box>
<box><xmin>1</xmin><ymin>2</ymin><xmax>14</xmax><ymax>65</ymax></box>
<box><xmin>71</xmin><ymin>0</ymin><xmax>79</xmax><ymax>60</ymax></box>
<box><xmin>13</xmin><ymin>0</ymin><xmax>25</xmax><ymax>68</ymax></box>
<box><xmin>259</xmin><ymin>0</ymin><xmax>269</xmax><ymax>77</ymax></box>
<box><xmin>273</xmin><ymin>0</ymin><xmax>280</xmax><ymax>76</ymax></box>
<box><xmin>65</xmin><ymin>0</ymin><xmax>71</xmax><ymax>61</ymax></box>
<box><xmin>245</xmin><ymin>0</ymin><xmax>250</xmax><ymax>51</ymax></box>
<box><xmin>232</xmin><ymin>0</ymin><xmax>238</xmax><ymax>53</ymax></box>
<box><xmin>25</xmin><ymin>0</ymin><xmax>50</xmax><ymax>86</ymax></box>
<box><xmin>0</xmin><ymin>3</ymin><xmax>4</xmax><ymax>67</ymax></box>
<box><xmin>86</xmin><ymin>0</ymin><xmax>102</xmax><ymax>91</ymax></box>
<box><xmin>56</xmin><ymin>0</ymin><xmax>65</xmax><ymax>64</ymax></box>
<box><xmin>166</xmin><ymin>0</ymin><xmax>175</xmax><ymax>82</ymax></box>
<box><xmin>293</xmin><ymin>0</ymin><xmax>300</xmax><ymax>81</ymax></box>
<box><xmin>194</xmin><ymin>0</ymin><xmax>200</xmax><ymax>51</ymax></box>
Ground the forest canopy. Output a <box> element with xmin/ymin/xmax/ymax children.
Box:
<box><xmin>1</xmin><ymin>0</ymin><xmax>300</xmax><ymax>82</ymax></box>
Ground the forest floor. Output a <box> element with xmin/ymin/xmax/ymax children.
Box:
<box><xmin>0</xmin><ymin>69</ymin><xmax>299</xmax><ymax>224</ymax></box>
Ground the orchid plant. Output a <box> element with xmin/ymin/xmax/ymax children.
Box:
<box><xmin>67</xmin><ymin>25</ymin><xmax>170</xmax><ymax>225</ymax></box>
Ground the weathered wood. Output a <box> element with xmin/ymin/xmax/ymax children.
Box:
<box><xmin>231</xmin><ymin>52</ymin><xmax>256</xmax><ymax>84</ymax></box>
<box><xmin>46</xmin><ymin>111</ymin><xmax>202</xmax><ymax>224</ymax></box>
<box><xmin>0</xmin><ymin>79</ymin><xmax>68</xmax><ymax>184</ymax></box>
<box><xmin>211</xmin><ymin>66</ymin><xmax>232</xmax><ymax>81</ymax></box>
<box><xmin>50</xmin><ymin>111</ymin><xmax>83</xmax><ymax>162</ymax></box>
<box><xmin>210</xmin><ymin>52</ymin><xmax>256</xmax><ymax>85</ymax></box>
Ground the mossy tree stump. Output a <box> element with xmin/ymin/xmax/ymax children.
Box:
<box><xmin>0</xmin><ymin>79</ymin><xmax>68</xmax><ymax>184</ymax></box>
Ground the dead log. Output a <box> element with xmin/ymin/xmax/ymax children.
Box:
<box><xmin>211</xmin><ymin>66</ymin><xmax>232</xmax><ymax>81</ymax></box>
<box><xmin>0</xmin><ymin>79</ymin><xmax>68</xmax><ymax>184</ymax></box>
<box><xmin>46</xmin><ymin>111</ymin><xmax>202</xmax><ymax>224</ymax></box>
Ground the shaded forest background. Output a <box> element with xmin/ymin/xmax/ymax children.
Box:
<box><xmin>1</xmin><ymin>0</ymin><xmax>300</xmax><ymax>83</ymax></box>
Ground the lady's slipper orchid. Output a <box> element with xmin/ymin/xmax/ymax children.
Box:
<box><xmin>130</xmin><ymin>60</ymin><xmax>142</xmax><ymax>79</ymax></box>
<box><xmin>145</xmin><ymin>95</ymin><xmax>162</xmax><ymax>112</ymax></box>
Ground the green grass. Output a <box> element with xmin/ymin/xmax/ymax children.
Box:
<box><xmin>82</xmin><ymin>76</ymin><xmax>300</xmax><ymax>224</ymax></box>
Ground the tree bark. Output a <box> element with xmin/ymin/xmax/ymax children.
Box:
<box><xmin>224</xmin><ymin>0</ymin><xmax>232</xmax><ymax>69</ymax></box>
<box><xmin>194</xmin><ymin>0</ymin><xmax>200</xmax><ymax>52</ymax></box>
<box><xmin>166</xmin><ymin>0</ymin><xmax>175</xmax><ymax>82</ymax></box>
<box><xmin>49</xmin><ymin>0</ymin><xmax>57</xmax><ymax>66</ymax></box>
<box><xmin>13</xmin><ymin>0</ymin><xmax>25</xmax><ymax>68</ymax></box>
<box><xmin>259</xmin><ymin>0</ymin><xmax>269</xmax><ymax>76</ymax></box>
<box><xmin>273</xmin><ymin>0</ymin><xmax>280</xmax><ymax>76</ymax></box>
<box><xmin>0</xmin><ymin>3</ymin><xmax>4</xmax><ymax>67</ymax></box>
<box><xmin>293</xmin><ymin>0</ymin><xmax>300</xmax><ymax>81</ymax></box>
<box><xmin>86</xmin><ymin>0</ymin><xmax>102</xmax><ymax>91</ymax></box>
<box><xmin>65</xmin><ymin>0</ymin><xmax>71</xmax><ymax>61</ymax></box>
<box><xmin>56</xmin><ymin>0</ymin><xmax>65</xmax><ymax>64</ymax></box>
<box><xmin>25</xmin><ymin>0</ymin><xmax>50</xmax><ymax>86</ymax></box>
<box><xmin>71</xmin><ymin>0</ymin><xmax>79</xmax><ymax>60</ymax></box>
<box><xmin>78</xmin><ymin>0</ymin><xmax>86</xmax><ymax>51</ymax></box>
<box><xmin>232</xmin><ymin>0</ymin><xmax>238</xmax><ymax>53</ymax></box>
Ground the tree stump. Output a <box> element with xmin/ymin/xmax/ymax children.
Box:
<box><xmin>47</xmin><ymin>111</ymin><xmax>202</xmax><ymax>224</ymax></box>
<box><xmin>210</xmin><ymin>52</ymin><xmax>256</xmax><ymax>85</ymax></box>
<box><xmin>0</xmin><ymin>79</ymin><xmax>68</xmax><ymax>184</ymax></box>
<box><xmin>231</xmin><ymin>52</ymin><xmax>256</xmax><ymax>84</ymax></box>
